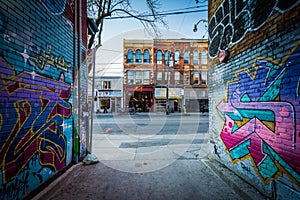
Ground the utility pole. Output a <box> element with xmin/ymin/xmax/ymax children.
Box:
<box><xmin>89</xmin><ymin>44</ymin><xmax>101</xmax><ymax>154</ymax></box>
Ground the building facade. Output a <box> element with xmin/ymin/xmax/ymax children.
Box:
<box><xmin>208</xmin><ymin>0</ymin><xmax>300</xmax><ymax>198</ymax></box>
<box><xmin>95</xmin><ymin>76</ymin><xmax>123</xmax><ymax>113</ymax></box>
<box><xmin>123</xmin><ymin>39</ymin><xmax>209</xmax><ymax>113</ymax></box>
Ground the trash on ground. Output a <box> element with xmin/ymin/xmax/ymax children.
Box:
<box><xmin>83</xmin><ymin>154</ymin><xmax>99</xmax><ymax>165</ymax></box>
<box><xmin>104</xmin><ymin>127</ymin><xmax>112</xmax><ymax>134</ymax></box>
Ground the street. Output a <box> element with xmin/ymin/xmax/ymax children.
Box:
<box><xmin>92</xmin><ymin>113</ymin><xmax>210</xmax><ymax>173</ymax></box>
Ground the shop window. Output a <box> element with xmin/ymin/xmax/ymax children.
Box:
<box><xmin>193</xmin><ymin>50</ymin><xmax>198</xmax><ymax>64</ymax></box>
<box><xmin>127</xmin><ymin>49</ymin><xmax>133</xmax><ymax>63</ymax></box>
<box><xmin>184</xmin><ymin>51</ymin><xmax>189</xmax><ymax>64</ymax></box>
<box><xmin>144</xmin><ymin>49</ymin><xmax>150</xmax><ymax>64</ymax></box>
<box><xmin>136</xmin><ymin>49</ymin><xmax>142</xmax><ymax>64</ymax></box>
<box><xmin>156</xmin><ymin>50</ymin><xmax>162</xmax><ymax>64</ymax></box>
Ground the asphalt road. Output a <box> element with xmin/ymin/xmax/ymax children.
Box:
<box><xmin>93</xmin><ymin>113</ymin><xmax>209</xmax><ymax>135</ymax></box>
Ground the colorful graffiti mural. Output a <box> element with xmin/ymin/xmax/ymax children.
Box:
<box><xmin>0</xmin><ymin>0</ymin><xmax>81</xmax><ymax>199</ymax></box>
<box><xmin>0</xmin><ymin>56</ymin><xmax>71</xmax><ymax>183</ymax></box>
<box><xmin>217</xmin><ymin>44</ymin><xmax>300</xmax><ymax>186</ymax></box>
<box><xmin>208</xmin><ymin>0</ymin><xmax>300</xmax><ymax>57</ymax></box>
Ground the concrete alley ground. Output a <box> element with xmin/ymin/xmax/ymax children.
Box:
<box><xmin>32</xmin><ymin>114</ymin><xmax>267</xmax><ymax>200</ymax></box>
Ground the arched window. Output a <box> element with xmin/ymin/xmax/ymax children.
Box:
<box><xmin>174</xmin><ymin>50</ymin><xmax>180</xmax><ymax>65</ymax></box>
<box><xmin>156</xmin><ymin>50</ymin><xmax>162</xmax><ymax>64</ymax></box>
<box><xmin>201</xmin><ymin>50</ymin><xmax>207</xmax><ymax>64</ymax></box>
<box><xmin>164</xmin><ymin>50</ymin><xmax>169</xmax><ymax>65</ymax></box>
<box><xmin>193</xmin><ymin>50</ymin><xmax>198</xmax><ymax>64</ymax></box>
<box><xmin>184</xmin><ymin>51</ymin><xmax>189</xmax><ymax>64</ymax></box>
<box><xmin>143</xmin><ymin>49</ymin><xmax>150</xmax><ymax>64</ymax></box>
<box><xmin>127</xmin><ymin>49</ymin><xmax>133</xmax><ymax>64</ymax></box>
<box><xmin>136</xmin><ymin>49</ymin><xmax>142</xmax><ymax>64</ymax></box>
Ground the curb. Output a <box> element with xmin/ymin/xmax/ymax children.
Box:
<box><xmin>32</xmin><ymin>163</ymin><xmax>83</xmax><ymax>200</ymax></box>
<box><xmin>201</xmin><ymin>158</ymin><xmax>267</xmax><ymax>200</ymax></box>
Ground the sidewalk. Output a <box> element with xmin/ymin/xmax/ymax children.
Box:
<box><xmin>32</xmin><ymin>157</ymin><xmax>267</xmax><ymax>200</ymax></box>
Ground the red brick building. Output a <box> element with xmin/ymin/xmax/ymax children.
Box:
<box><xmin>123</xmin><ymin>39</ymin><xmax>209</xmax><ymax>113</ymax></box>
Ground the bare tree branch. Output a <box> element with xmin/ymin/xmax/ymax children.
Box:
<box><xmin>87</xmin><ymin>0</ymin><xmax>167</xmax><ymax>48</ymax></box>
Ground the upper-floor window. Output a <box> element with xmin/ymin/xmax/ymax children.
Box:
<box><xmin>175</xmin><ymin>71</ymin><xmax>181</xmax><ymax>85</ymax></box>
<box><xmin>144</xmin><ymin>49</ymin><xmax>150</xmax><ymax>64</ymax></box>
<box><xmin>102</xmin><ymin>81</ymin><xmax>111</xmax><ymax>89</ymax></box>
<box><xmin>156</xmin><ymin>50</ymin><xmax>162</xmax><ymax>64</ymax></box>
<box><xmin>143</xmin><ymin>70</ymin><xmax>150</xmax><ymax>84</ymax></box>
<box><xmin>201</xmin><ymin>50</ymin><xmax>207</xmax><ymax>64</ymax></box>
<box><xmin>136</xmin><ymin>49</ymin><xmax>142</xmax><ymax>64</ymax></box>
<box><xmin>201</xmin><ymin>71</ymin><xmax>207</xmax><ymax>84</ymax></box>
<box><xmin>157</xmin><ymin>71</ymin><xmax>162</xmax><ymax>84</ymax></box>
<box><xmin>127</xmin><ymin>50</ymin><xmax>133</xmax><ymax>64</ymax></box>
<box><xmin>184</xmin><ymin>51</ymin><xmax>189</xmax><ymax>64</ymax></box>
<box><xmin>193</xmin><ymin>50</ymin><xmax>198</xmax><ymax>64</ymax></box>
<box><xmin>174</xmin><ymin>50</ymin><xmax>180</xmax><ymax>65</ymax></box>
<box><xmin>193</xmin><ymin>71</ymin><xmax>199</xmax><ymax>84</ymax></box>
<box><xmin>164</xmin><ymin>50</ymin><xmax>169</xmax><ymax>65</ymax></box>
<box><xmin>136</xmin><ymin>71</ymin><xmax>142</xmax><ymax>84</ymax></box>
<box><xmin>127</xmin><ymin>70</ymin><xmax>134</xmax><ymax>84</ymax></box>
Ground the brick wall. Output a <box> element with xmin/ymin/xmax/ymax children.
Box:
<box><xmin>208</xmin><ymin>0</ymin><xmax>300</xmax><ymax>198</ymax></box>
<box><xmin>0</xmin><ymin>1</ymin><xmax>87</xmax><ymax>199</ymax></box>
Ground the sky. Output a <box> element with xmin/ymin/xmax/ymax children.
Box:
<box><xmin>101</xmin><ymin>0</ymin><xmax>208</xmax><ymax>42</ymax></box>
<box><xmin>92</xmin><ymin>0</ymin><xmax>208</xmax><ymax>77</ymax></box>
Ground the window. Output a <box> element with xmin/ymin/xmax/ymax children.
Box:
<box><xmin>201</xmin><ymin>51</ymin><xmax>207</xmax><ymax>64</ymax></box>
<box><xmin>184</xmin><ymin>51</ymin><xmax>189</xmax><ymax>64</ymax></box>
<box><xmin>175</xmin><ymin>71</ymin><xmax>180</xmax><ymax>85</ymax></box>
<box><xmin>157</xmin><ymin>71</ymin><xmax>162</xmax><ymax>84</ymax></box>
<box><xmin>143</xmin><ymin>70</ymin><xmax>150</xmax><ymax>84</ymax></box>
<box><xmin>174</xmin><ymin>50</ymin><xmax>180</xmax><ymax>65</ymax></box>
<box><xmin>193</xmin><ymin>71</ymin><xmax>199</xmax><ymax>84</ymax></box>
<box><xmin>136</xmin><ymin>49</ymin><xmax>142</xmax><ymax>64</ymax></box>
<box><xmin>144</xmin><ymin>49</ymin><xmax>150</xmax><ymax>64</ymax></box>
<box><xmin>164</xmin><ymin>71</ymin><xmax>169</xmax><ymax>84</ymax></box>
<box><xmin>184</xmin><ymin>71</ymin><xmax>190</xmax><ymax>85</ymax></box>
<box><xmin>164</xmin><ymin>50</ymin><xmax>169</xmax><ymax>65</ymax></box>
<box><xmin>156</xmin><ymin>50</ymin><xmax>162</xmax><ymax>64</ymax></box>
<box><xmin>127</xmin><ymin>50</ymin><xmax>133</xmax><ymax>64</ymax></box>
<box><xmin>136</xmin><ymin>71</ymin><xmax>142</xmax><ymax>84</ymax></box>
<box><xmin>102</xmin><ymin>81</ymin><xmax>111</xmax><ymax>89</ymax></box>
<box><xmin>193</xmin><ymin>50</ymin><xmax>198</xmax><ymax>64</ymax></box>
<box><xmin>201</xmin><ymin>71</ymin><xmax>207</xmax><ymax>84</ymax></box>
<box><xmin>127</xmin><ymin>70</ymin><xmax>134</xmax><ymax>84</ymax></box>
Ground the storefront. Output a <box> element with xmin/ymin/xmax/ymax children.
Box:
<box><xmin>97</xmin><ymin>90</ymin><xmax>122</xmax><ymax>113</ymax></box>
<box><xmin>184</xmin><ymin>88</ymin><xmax>208</xmax><ymax>112</ymax></box>
<box><xmin>155</xmin><ymin>87</ymin><xmax>183</xmax><ymax>112</ymax></box>
<box><xmin>124</xmin><ymin>86</ymin><xmax>154</xmax><ymax>112</ymax></box>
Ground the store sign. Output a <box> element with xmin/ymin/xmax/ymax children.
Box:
<box><xmin>155</xmin><ymin>88</ymin><xmax>181</xmax><ymax>99</ymax></box>
<box><xmin>99</xmin><ymin>91</ymin><xmax>122</xmax><ymax>97</ymax></box>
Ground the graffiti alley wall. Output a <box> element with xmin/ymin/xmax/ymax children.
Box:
<box><xmin>208</xmin><ymin>0</ymin><xmax>300</xmax><ymax>198</ymax></box>
<box><xmin>0</xmin><ymin>0</ymin><xmax>87</xmax><ymax>199</ymax></box>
